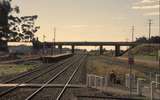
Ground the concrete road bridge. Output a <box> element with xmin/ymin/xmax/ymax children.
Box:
<box><xmin>42</xmin><ymin>42</ymin><xmax>138</xmax><ymax>56</ymax></box>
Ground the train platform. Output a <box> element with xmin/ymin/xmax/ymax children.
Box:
<box><xmin>41</xmin><ymin>53</ymin><xmax>73</xmax><ymax>63</ymax></box>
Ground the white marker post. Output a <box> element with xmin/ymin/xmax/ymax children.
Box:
<box><xmin>94</xmin><ymin>75</ymin><xmax>97</xmax><ymax>88</ymax></box>
<box><xmin>155</xmin><ymin>74</ymin><xmax>160</xmax><ymax>88</ymax></box>
<box><xmin>150</xmin><ymin>72</ymin><xmax>152</xmax><ymax>82</ymax></box>
<box><xmin>137</xmin><ymin>78</ymin><xmax>145</xmax><ymax>96</ymax></box>
<box><xmin>104</xmin><ymin>75</ymin><xmax>108</xmax><ymax>86</ymax></box>
<box><xmin>150</xmin><ymin>81</ymin><xmax>160</xmax><ymax>100</ymax></box>
<box><xmin>125</xmin><ymin>74</ymin><xmax>130</xmax><ymax>88</ymax></box>
<box><xmin>86</xmin><ymin>74</ymin><xmax>90</xmax><ymax>87</ymax></box>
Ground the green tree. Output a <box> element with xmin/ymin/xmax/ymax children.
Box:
<box><xmin>0</xmin><ymin>0</ymin><xmax>39</xmax><ymax>51</ymax></box>
<box><xmin>9</xmin><ymin>15</ymin><xmax>40</xmax><ymax>42</ymax></box>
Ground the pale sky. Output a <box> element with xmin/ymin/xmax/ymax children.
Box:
<box><xmin>12</xmin><ymin>0</ymin><xmax>159</xmax><ymax>42</ymax></box>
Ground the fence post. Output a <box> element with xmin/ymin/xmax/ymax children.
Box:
<box><xmin>125</xmin><ymin>74</ymin><xmax>130</xmax><ymax>88</ymax></box>
<box><xmin>155</xmin><ymin>74</ymin><xmax>160</xmax><ymax>88</ymax></box>
<box><xmin>94</xmin><ymin>75</ymin><xmax>97</xmax><ymax>88</ymax></box>
<box><xmin>104</xmin><ymin>75</ymin><xmax>108</xmax><ymax>87</ymax></box>
<box><xmin>100</xmin><ymin>77</ymin><xmax>103</xmax><ymax>89</ymax></box>
<box><xmin>150</xmin><ymin>81</ymin><xmax>153</xmax><ymax>100</ymax></box>
<box><xmin>137</xmin><ymin>78</ymin><xmax>145</xmax><ymax>96</ymax></box>
<box><xmin>86</xmin><ymin>74</ymin><xmax>90</xmax><ymax>87</ymax></box>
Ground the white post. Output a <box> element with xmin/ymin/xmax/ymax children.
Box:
<box><xmin>101</xmin><ymin>77</ymin><xmax>104</xmax><ymax>87</ymax></box>
<box><xmin>150</xmin><ymin>72</ymin><xmax>152</xmax><ymax>82</ymax></box>
<box><xmin>137</xmin><ymin>79</ymin><xmax>140</xmax><ymax>96</ymax></box>
<box><xmin>132</xmin><ymin>72</ymin><xmax>136</xmax><ymax>88</ymax></box>
<box><xmin>91</xmin><ymin>75</ymin><xmax>95</xmax><ymax>87</ymax></box>
<box><xmin>104</xmin><ymin>75</ymin><xmax>108</xmax><ymax>86</ymax></box>
<box><xmin>137</xmin><ymin>78</ymin><xmax>145</xmax><ymax>96</ymax></box>
<box><xmin>125</xmin><ymin>74</ymin><xmax>130</xmax><ymax>88</ymax></box>
<box><xmin>150</xmin><ymin>81</ymin><xmax>153</xmax><ymax>100</ymax></box>
<box><xmin>94</xmin><ymin>75</ymin><xmax>97</xmax><ymax>88</ymax></box>
<box><xmin>155</xmin><ymin>74</ymin><xmax>160</xmax><ymax>88</ymax></box>
<box><xmin>87</xmin><ymin>74</ymin><xmax>90</xmax><ymax>87</ymax></box>
<box><xmin>99</xmin><ymin>77</ymin><xmax>103</xmax><ymax>91</ymax></box>
<box><xmin>150</xmin><ymin>81</ymin><xmax>160</xmax><ymax>100</ymax></box>
<box><xmin>88</xmin><ymin>75</ymin><xmax>90</xmax><ymax>87</ymax></box>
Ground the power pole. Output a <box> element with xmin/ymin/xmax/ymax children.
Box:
<box><xmin>148</xmin><ymin>19</ymin><xmax>152</xmax><ymax>40</ymax></box>
<box><xmin>52</xmin><ymin>27</ymin><xmax>56</xmax><ymax>55</ymax></box>
<box><xmin>158</xmin><ymin>0</ymin><xmax>160</xmax><ymax>78</ymax></box>
<box><xmin>54</xmin><ymin>27</ymin><xmax>56</xmax><ymax>45</ymax></box>
<box><xmin>159</xmin><ymin>0</ymin><xmax>160</xmax><ymax>37</ymax></box>
<box><xmin>43</xmin><ymin>34</ymin><xmax>46</xmax><ymax>55</ymax></box>
<box><xmin>132</xmin><ymin>25</ymin><xmax>135</xmax><ymax>42</ymax></box>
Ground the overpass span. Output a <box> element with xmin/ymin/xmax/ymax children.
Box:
<box><xmin>53</xmin><ymin>42</ymin><xmax>138</xmax><ymax>46</ymax></box>
<box><xmin>40</xmin><ymin>41</ymin><xmax>138</xmax><ymax>56</ymax></box>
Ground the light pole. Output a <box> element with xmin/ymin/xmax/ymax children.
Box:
<box><xmin>148</xmin><ymin>19</ymin><xmax>152</xmax><ymax>41</ymax></box>
<box><xmin>132</xmin><ymin>25</ymin><xmax>135</xmax><ymax>42</ymax></box>
<box><xmin>43</xmin><ymin>34</ymin><xmax>46</xmax><ymax>56</ymax></box>
<box><xmin>52</xmin><ymin>27</ymin><xmax>56</xmax><ymax>55</ymax></box>
<box><xmin>158</xmin><ymin>0</ymin><xmax>160</xmax><ymax>80</ymax></box>
<box><xmin>159</xmin><ymin>0</ymin><xmax>160</xmax><ymax>38</ymax></box>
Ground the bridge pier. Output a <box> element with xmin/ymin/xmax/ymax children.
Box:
<box><xmin>71</xmin><ymin>45</ymin><xmax>75</xmax><ymax>54</ymax></box>
<box><xmin>115</xmin><ymin>45</ymin><xmax>120</xmax><ymax>56</ymax></box>
<box><xmin>99</xmin><ymin>45</ymin><xmax>103</xmax><ymax>55</ymax></box>
<box><xmin>58</xmin><ymin>45</ymin><xmax>62</xmax><ymax>53</ymax></box>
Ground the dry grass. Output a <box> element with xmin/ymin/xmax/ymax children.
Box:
<box><xmin>87</xmin><ymin>56</ymin><xmax>146</xmax><ymax>78</ymax></box>
<box><xmin>0</xmin><ymin>64</ymin><xmax>36</xmax><ymax>77</ymax></box>
<box><xmin>123</xmin><ymin>44</ymin><xmax>159</xmax><ymax>62</ymax></box>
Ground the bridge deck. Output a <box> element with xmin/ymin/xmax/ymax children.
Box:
<box><xmin>53</xmin><ymin>42</ymin><xmax>138</xmax><ymax>46</ymax></box>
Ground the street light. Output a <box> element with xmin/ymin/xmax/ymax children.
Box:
<box><xmin>132</xmin><ymin>25</ymin><xmax>135</xmax><ymax>42</ymax></box>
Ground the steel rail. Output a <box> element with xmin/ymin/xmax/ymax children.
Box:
<box><xmin>3</xmin><ymin>56</ymin><xmax>73</xmax><ymax>83</ymax></box>
<box><xmin>24</xmin><ymin>55</ymin><xmax>83</xmax><ymax>100</ymax></box>
<box><xmin>3</xmin><ymin>63</ymin><xmax>50</xmax><ymax>83</ymax></box>
<box><xmin>56</xmin><ymin>55</ymin><xmax>87</xmax><ymax>100</ymax></box>
<box><xmin>0</xmin><ymin>55</ymin><xmax>78</xmax><ymax>97</ymax></box>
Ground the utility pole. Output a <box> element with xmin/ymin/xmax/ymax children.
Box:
<box><xmin>43</xmin><ymin>34</ymin><xmax>46</xmax><ymax>55</ymax></box>
<box><xmin>159</xmin><ymin>0</ymin><xmax>160</xmax><ymax>37</ymax></box>
<box><xmin>54</xmin><ymin>27</ymin><xmax>56</xmax><ymax>45</ymax></box>
<box><xmin>148</xmin><ymin>19</ymin><xmax>152</xmax><ymax>40</ymax></box>
<box><xmin>132</xmin><ymin>25</ymin><xmax>135</xmax><ymax>42</ymax></box>
<box><xmin>158</xmin><ymin>0</ymin><xmax>160</xmax><ymax>80</ymax></box>
<box><xmin>52</xmin><ymin>27</ymin><xmax>56</xmax><ymax>55</ymax></box>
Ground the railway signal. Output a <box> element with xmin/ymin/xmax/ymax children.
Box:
<box><xmin>128</xmin><ymin>51</ymin><xmax>134</xmax><ymax>97</ymax></box>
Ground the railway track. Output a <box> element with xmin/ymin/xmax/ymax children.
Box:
<box><xmin>0</xmin><ymin>56</ymin><xmax>40</xmax><ymax>64</ymax></box>
<box><xmin>0</xmin><ymin>55</ymin><xmax>87</xmax><ymax>100</ymax></box>
<box><xmin>26</xmin><ymin>55</ymin><xmax>87</xmax><ymax>100</ymax></box>
<box><xmin>2</xmin><ymin>55</ymin><xmax>77</xmax><ymax>84</ymax></box>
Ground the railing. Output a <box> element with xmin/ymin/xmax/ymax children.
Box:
<box><xmin>150</xmin><ymin>81</ymin><xmax>160</xmax><ymax>100</ymax></box>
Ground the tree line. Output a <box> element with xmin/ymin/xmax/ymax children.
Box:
<box><xmin>135</xmin><ymin>36</ymin><xmax>160</xmax><ymax>43</ymax></box>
